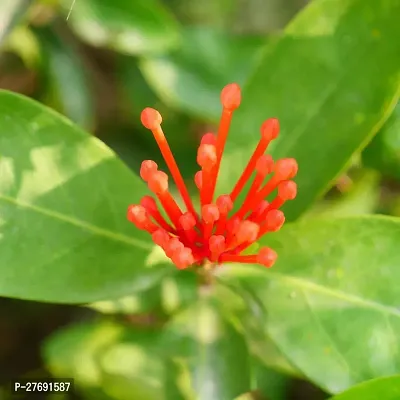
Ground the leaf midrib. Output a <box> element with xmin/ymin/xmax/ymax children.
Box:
<box><xmin>267</xmin><ymin>271</ymin><xmax>400</xmax><ymax>318</ymax></box>
<box><xmin>218</xmin><ymin>265</ymin><xmax>400</xmax><ymax>318</ymax></box>
<box><xmin>0</xmin><ymin>193</ymin><xmax>152</xmax><ymax>250</ymax></box>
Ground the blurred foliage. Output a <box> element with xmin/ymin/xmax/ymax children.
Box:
<box><xmin>0</xmin><ymin>0</ymin><xmax>399</xmax><ymax>399</ymax></box>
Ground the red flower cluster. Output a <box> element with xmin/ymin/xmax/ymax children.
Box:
<box><xmin>127</xmin><ymin>83</ymin><xmax>298</xmax><ymax>270</ymax></box>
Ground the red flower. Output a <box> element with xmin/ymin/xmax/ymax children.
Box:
<box><xmin>127</xmin><ymin>83</ymin><xmax>298</xmax><ymax>270</ymax></box>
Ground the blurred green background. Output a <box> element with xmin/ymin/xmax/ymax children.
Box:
<box><xmin>0</xmin><ymin>0</ymin><xmax>398</xmax><ymax>399</ymax></box>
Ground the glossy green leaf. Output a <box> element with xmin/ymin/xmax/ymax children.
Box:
<box><xmin>0</xmin><ymin>0</ymin><xmax>30</xmax><ymax>44</ymax></box>
<box><xmin>43</xmin><ymin>321</ymin><xmax>165</xmax><ymax>400</ymax></box>
<box><xmin>140</xmin><ymin>27</ymin><xmax>266</xmax><ymax>120</ymax></box>
<box><xmin>216</xmin><ymin>0</ymin><xmax>400</xmax><ymax>221</ymax></box>
<box><xmin>0</xmin><ymin>91</ymin><xmax>172</xmax><ymax>303</ymax></box>
<box><xmin>35</xmin><ymin>25</ymin><xmax>95</xmax><ymax>130</ymax></box>
<box><xmin>161</xmin><ymin>296</ymin><xmax>251</xmax><ymax>400</ymax></box>
<box><xmin>62</xmin><ymin>0</ymin><xmax>180</xmax><ymax>55</ymax></box>
<box><xmin>363</xmin><ymin>102</ymin><xmax>400</xmax><ymax>180</ymax></box>
<box><xmin>217</xmin><ymin>216</ymin><xmax>400</xmax><ymax>393</ymax></box>
<box><xmin>329</xmin><ymin>375</ymin><xmax>400</xmax><ymax>400</ymax></box>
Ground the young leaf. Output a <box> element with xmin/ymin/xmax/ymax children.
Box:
<box><xmin>216</xmin><ymin>0</ymin><xmax>400</xmax><ymax>221</ymax></box>
<box><xmin>218</xmin><ymin>216</ymin><xmax>400</xmax><ymax>393</ymax></box>
<box><xmin>0</xmin><ymin>91</ymin><xmax>172</xmax><ymax>303</ymax></box>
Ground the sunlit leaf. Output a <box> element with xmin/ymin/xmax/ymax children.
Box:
<box><xmin>0</xmin><ymin>91</ymin><xmax>172</xmax><ymax>303</ymax></box>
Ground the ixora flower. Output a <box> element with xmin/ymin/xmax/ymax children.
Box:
<box><xmin>127</xmin><ymin>83</ymin><xmax>298</xmax><ymax>270</ymax></box>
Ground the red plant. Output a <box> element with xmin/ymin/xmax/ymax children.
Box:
<box><xmin>127</xmin><ymin>83</ymin><xmax>298</xmax><ymax>269</ymax></box>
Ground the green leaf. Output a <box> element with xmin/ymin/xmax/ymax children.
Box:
<box><xmin>0</xmin><ymin>91</ymin><xmax>172</xmax><ymax>303</ymax></box>
<box><xmin>0</xmin><ymin>0</ymin><xmax>30</xmax><ymax>45</ymax></box>
<box><xmin>161</xmin><ymin>296</ymin><xmax>251</xmax><ymax>400</ymax></box>
<box><xmin>62</xmin><ymin>0</ymin><xmax>180</xmax><ymax>55</ymax></box>
<box><xmin>140</xmin><ymin>27</ymin><xmax>266</xmax><ymax>120</ymax></box>
<box><xmin>213</xmin><ymin>281</ymin><xmax>300</xmax><ymax>377</ymax></box>
<box><xmin>43</xmin><ymin>321</ymin><xmax>165</xmax><ymax>400</ymax></box>
<box><xmin>34</xmin><ymin>25</ymin><xmax>95</xmax><ymax>130</ymax></box>
<box><xmin>217</xmin><ymin>216</ymin><xmax>400</xmax><ymax>393</ymax></box>
<box><xmin>329</xmin><ymin>375</ymin><xmax>400</xmax><ymax>400</ymax></box>
<box><xmin>363</xmin><ymin>102</ymin><xmax>400</xmax><ymax>180</ymax></box>
<box><xmin>216</xmin><ymin>0</ymin><xmax>400</xmax><ymax>221</ymax></box>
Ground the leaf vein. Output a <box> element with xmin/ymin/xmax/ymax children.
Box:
<box><xmin>0</xmin><ymin>193</ymin><xmax>151</xmax><ymax>250</ymax></box>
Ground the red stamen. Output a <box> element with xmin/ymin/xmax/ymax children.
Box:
<box><xmin>227</xmin><ymin>220</ymin><xmax>259</xmax><ymax>250</ymax></box>
<box><xmin>230</xmin><ymin>119</ymin><xmax>279</xmax><ymax>201</ymax></box>
<box><xmin>266</xmin><ymin>180</ymin><xmax>298</xmax><ymax>211</ymax></box>
<box><xmin>194</xmin><ymin>171</ymin><xmax>203</xmax><ymax>190</ymax></box>
<box><xmin>220</xmin><ymin>83</ymin><xmax>242</xmax><ymax>111</ymax></box>
<box><xmin>205</xmin><ymin>83</ymin><xmax>241</xmax><ymax>204</ymax></box>
<box><xmin>241</xmin><ymin>154</ymin><xmax>274</xmax><ymax>212</ymax></box>
<box><xmin>209</xmin><ymin>235</ymin><xmax>226</xmax><ymax>262</ymax></box>
<box><xmin>140</xmin><ymin>160</ymin><xmax>158</xmax><ymax>182</ymax></box>
<box><xmin>225</xmin><ymin>216</ymin><xmax>240</xmax><ymax>244</ymax></box>
<box><xmin>257</xmin><ymin>247</ymin><xmax>277</xmax><ymax>268</ymax></box>
<box><xmin>172</xmin><ymin>247</ymin><xmax>194</xmax><ymax>269</ymax></box>
<box><xmin>215</xmin><ymin>195</ymin><xmax>233</xmax><ymax>234</ymax></box>
<box><xmin>197</xmin><ymin>144</ymin><xmax>217</xmax><ymax>206</ymax></box>
<box><xmin>152</xmin><ymin>229</ymin><xmax>170</xmax><ymax>248</ymax></box>
<box><xmin>141</xmin><ymin>108</ymin><xmax>197</xmax><ymax>217</ymax></box>
<box><xmin>201</xmin><ymin>133</ymin><xmax>217</xmax><ymax>145</ymax></box>
<box><xmin>248</xmin><ymin>200</ymin><xmax>269</xmax><ymax>221</ymax></box>
<box><xmin>234</xmin><ymin>158</ymin><xmax>298</xmax><ymax>219</ymax></box>
<box><xmin>202</xmin><ymin>204</ymin><xmax>220</xmax><ymax>240</ymax></box>
<box><xmin>140</xmin><ymin>195</ymin><xmax>175</xmax><ymax>233</ymax></box>
<box><xmin>179</xmin><ymin>212</ymin><xmax>196</xmax><ymax>231</ymax></box>
<box><xmin>148</xmin><ymin>171</ymin><xmax>183</xmax><ymax>227</ymax></box>
<box><xmin>165</xmin><ymin>237</ymin><xmax>184</xmax><ymax>259</ymax></box>
<box><xmin>219</xmin><ymin>254</ymin><xmax>256</xmax><ymax>263</ymax></box>
<box><xmin>278</xmin><ymin>180</ymin><xmax>297</xmax><ymax>200</ymax></box>
<box><xmin>258</xmin><ymin>209</ymin><xmax>285</xmax><ymax>238</ymax></box>
<box><xmin>219</xmin><ymin>247</ymin><xmax>276</xmax><ymax>267</ymax></box>
<box><xmin>179</xmin><ymin>212</ymin><xmax>199</xmax><ymax>244</ymax></box>
<box><xmin>127</xmin><ymin>205</ymin><xmax>158</xmax><ymax>233</ymax></box>
<box><xmin>197</xmin><ymin>144</ymin><xmax>217</xmax><ymax>170</ymax></box>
